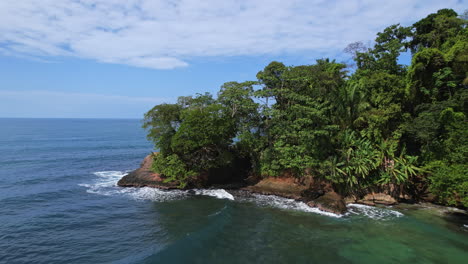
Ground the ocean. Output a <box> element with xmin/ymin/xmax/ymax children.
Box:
<box><xmin>0</xmin><ymin>118</ymin><xmax>467</xmax><ymax>264</ymax></box>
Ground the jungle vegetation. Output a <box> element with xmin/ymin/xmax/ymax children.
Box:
<box><xmin>143</xmin><ymin>9</ymin><xmax>468</xmax><ymax>207</ymax></box>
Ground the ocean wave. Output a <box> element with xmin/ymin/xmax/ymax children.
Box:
<box><xmin>93</xmin><ymin>171</ymin><xmax>128</xmax><ymax>178</ymax></box>
<box><xmin>79</xmin><ymin>171</ymin><xmax>187</xmax><ymax>201</ymax></box>
<box><xmin>78</xmin><ymin>171</ymin><xmax>127</xmax><ymax>195</ymax></box>
<box><xmin>80</xmin><ymin>171</ymin><xmax>235</xmax><ymax>202</ymax></box>
<box><xmin>125</xmin><ymin>187</ymin><xmax>188</xmax><ymax>202</ymax></box>
<box><xmin>346</xmin><ymin>203</ymin><xmax>404</xmax><ymax>220</ymax></box>
<box><xmin>81</xmin><ymin>171</ymin><xmax>340</xmax><ymax>217</ymax></box>
<box><xmin>240</xmin><ymin>194</ymin><xmax>343</xmax><ymax>218</ymax></box>
<box><xmin>82</xmin><ymin>171</ymin><xmax>402</xmax><ymax>220</ymax></box>
<box><xmin>192</xmin><ymin>189</ymin><xmax>235</xmax><ymax>200</ymax></box>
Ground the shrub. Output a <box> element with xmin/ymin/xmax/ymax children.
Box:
<box><xmin>428</xmin><ymin>162</ymin><xmax>468</xmax><ymax>207</ymax></box>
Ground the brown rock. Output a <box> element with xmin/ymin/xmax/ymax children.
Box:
<box><xmin>358</xmin><ymin>193</ymin><xmax>397</xmax><ymax>205</ymax></box>
<box><xmin>301</xmin><ymin>189</ymin><xmax>325</xmax><ymax>200</ymax></box>
<box><xmin>244</xmin><ymin>177</ymin><xmax>308</xmax><ymax>199</ymax></box>
<box><xmin>357</xmin><ymin>199</ymin><xmax>376</xmax><ymax>206</ymax></box>
<box><xmin>344</xmin><ymin>195</ymin><xmax>358</xmax><ymax>204</ymax></box>
<box><xmin>117</xmin><ymin>153</ymin><xmax>179</xmax><ymax>189</ymax></box>
<box><xmin>307</xmin><ymin>192</ymin><xmax>347</xmax><ymax>215</ymax></box>
<box><xmin>421</xmin><ymin>192</ymin><xmax>437</xmax><ymax>203</ymax></box>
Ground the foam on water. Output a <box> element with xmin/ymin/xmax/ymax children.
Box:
<box><xmin>78</xmin><ymin>171</ymin><xmax>128</xmax><ymax>196</ymax></box>
<box><xmin>94</xmin><ymin>171</ymin><xmax>128</xmax><ymax>178</ymax></box>
<box><xmin>241</xmin><ymin>193</ymin><xmax>342</xmax><ymax>218</ymax></box>
<box><xmin>80</xmin><ymin>171</ymin><xmax>235</xmax><ymax>202</ymax></box>
<box><xmin>81</xmin><ymin>171</ymin><xmax>405</xmax><ymax>220</ymax></box>
<box><xmin>347</xmin><ymin>203</ymin><xmax>404</xmax><ymax>220</ymax></box>
<box><xmin>126</xmin><ymin>187</ymin><xmax>188</xmax><ymax>202</ymax></box>
<box><xmin>193</xmin><ymin>189</ymin><xmax>235</xmax><ymax>200</ymax></box>
<box><xmin>79</xmin><ymin>171</ymin><xmax>187</xmax><ymax>201</ymax></box>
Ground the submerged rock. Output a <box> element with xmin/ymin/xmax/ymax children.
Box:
<box><xmin>307</xmin><ymin>192</ymin><xmax>347</xmax><ymax>215</ymax></box>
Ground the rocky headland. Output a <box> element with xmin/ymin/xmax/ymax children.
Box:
<box><xmin>117</xmin><ymin>153</ymin><xmax>464</xmax><ymax>216</ymax></box>
<box><xmin>117</xmin><ymin>154</ymin><xmax>179</xmax><ymax>189</ymax></box>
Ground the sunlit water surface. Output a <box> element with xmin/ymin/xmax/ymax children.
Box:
<box><xmin>0</xmin><ymin>118</ymin><xmax>467</xmax><ymax>264</ymax></box>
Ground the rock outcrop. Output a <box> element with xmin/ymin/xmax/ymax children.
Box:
<box><xmin>117</xmin><ymin>153</ymin><xmax>178</xmax><ymax>189</ymax></box>
<box><xmin>307</xmin><ymin>192</ymin><xmax>347</xmax><ymax>215</ymax></box>
<box><xmin>244</xmin><ymin>177</ymin><xmax>347</xmax><ymax>214</ymax></box>
<box><xmin>244</xmin><ymin>177</ymin><xmax>308</xmax><ymax>200</ymax></box>
<box><xmin>357</xmin><ymin>193</ymin><xmax>397</xmax><ymax>206</ymax></box>
<box><xmin>118</xmin><ymin>153</ymin><xmax>251</xmax><ymax>189</ymax></box>
<box><xmin>344</xmin><ymin>195</ymin><xmax>358</xmax><ymax>204</ymax></box>
<box><xmin>118</xmin><ymin>155</ymin><xmax>419</xmax><ymax>215</ymax></box>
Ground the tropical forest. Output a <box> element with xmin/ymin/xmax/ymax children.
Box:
<box><xmin>143</xmin><ymin>8</ymin><xmax>468</xmax><ymax>207</ymax></box>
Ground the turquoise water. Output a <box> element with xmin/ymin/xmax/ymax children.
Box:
<box><xmin>0</xmin><ymin>118</ymin><xmax>467</xmax><ymax>264</ymax></box>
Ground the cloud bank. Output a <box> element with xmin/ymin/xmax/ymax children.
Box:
<box><xmin>0</xmin><ymin>0</ymin><xmax>465</xmax><ymax>69</ymax></box>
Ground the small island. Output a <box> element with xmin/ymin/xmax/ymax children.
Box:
<box><xmin>119</xmin><ymin>9</ymin><xmax>467</xmax><ymax>215</ymax></box>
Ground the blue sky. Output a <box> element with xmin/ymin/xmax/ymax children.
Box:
<box><xmin>0</xmin><ymin>0</ymin><xmax>466</xmax><ymax>118</ymax></box>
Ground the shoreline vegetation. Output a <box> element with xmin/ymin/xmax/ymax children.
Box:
<box><xmin>119</xmin><ymin>9</ymin><xmax>467</xmax><ymax>215</ymax></box>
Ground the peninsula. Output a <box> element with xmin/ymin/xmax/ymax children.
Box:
<box><xmin>119</xmin><ymin>9</ymin><xmax>467</xmax><ymax>214</ymax></box>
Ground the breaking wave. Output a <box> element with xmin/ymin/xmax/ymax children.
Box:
<box><xmin>78</xmin><ymin>171</ymin><xmax>128</xmax><ymax>196</ymax></box>
<box><xmin>239</xmin><ymin>193</ymin><xmax>343</xmax><ymax>218</ymax></box>
<box><xmin>79</xmin><ymin>171</ymin><xmax>187</xmax><ymax>201</ymax></box>
<box><xmin>192</xmin><ymin>189</ymin><xmax>235</xmax><ymax>200</ymax></box>
<box><xmin>347</xmin><ymin>203</ymin><xmax>404</xmax><ymax>220</ymax></box>
<box><xmin>80</xmin><ymin>171</ymin><xmax>405</xmax><ymax>220</ymax></box>
<box><xmin>79</xmin><ymin>171</ymin><xmax>234</xmax><ymax>202</ymax></box>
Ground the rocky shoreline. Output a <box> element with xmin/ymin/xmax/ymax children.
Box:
<box><xmin>117</xmin><ymin>154</ymin><xmax>180</xmax><ymax>189</ymax></box>
<box><xmin>118</xmin><ymin>154</ymin><xmax>466</xmax><ymax>216</ymax></box>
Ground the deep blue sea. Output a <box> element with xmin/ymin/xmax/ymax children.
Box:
<box><xmin>1</xmin><ymin>118</ymin><xmax>467</xmax><ymax>264</ymax></box>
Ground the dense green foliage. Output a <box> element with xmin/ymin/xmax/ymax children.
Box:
<box><xmin>143</xmin><ymin>9</ymin><xmax>467</xmax><ymax>206</ymax></box>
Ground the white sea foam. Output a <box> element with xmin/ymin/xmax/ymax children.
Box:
<box><xmin>80</xmin><ymin>171</ymin><xmax>234</xmax><ymax>202</ymax></box>
<box><xmin>78</xmin><ymin>171</ymin><xmax>128</xmax><ymax>195</ymax></box>
<box><xmin>125</xmin><ymin>187</ymin><xmax>188</xmax><ymax>202</ymax></box>
<box><xmin>93</xmin><ymin>171</ymin><xmax>128</xmax><ymax>178</ymax></box>
<box><xmin>242</xmin><ymin>194</ymin><xmax>342</xmax><ymax>218</ymax></box>
<box><xmin>193</xmin><ymin>189</ymin><xmax>235</xmax><ymax>200</ymax></box>
<box><xmin>347</xmin><ymin>203</ymin><xmax>404</xmax><ymax>220</ymax></box>
<box><xmin>79</xmin><ymin>170</ymin><xmax>187</xmax><ymax>201</ymax></box>
<box><xmin>81</xmin><ymin>171</ymin><xmax>402</xmax><ymax>220</ymax></box>
<box><xmin>82</xmin><ymin>173</ymin><xmax>324</xmax><ymax>210</ymax></box>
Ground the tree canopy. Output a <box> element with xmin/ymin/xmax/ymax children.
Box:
<box><xmin>143</xmin><ymin>9</ymin><xmax>467</xmax><ymax>206</ymax></box>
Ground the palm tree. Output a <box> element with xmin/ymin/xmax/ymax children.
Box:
<box><xmin>334</xmin><ymin>82</ymin><xmax>369</xmax><ymax>129</ymax></box>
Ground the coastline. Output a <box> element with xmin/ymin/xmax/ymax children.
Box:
<box><xmin>117</xmin><ymin>154</ymin><xmax>468</xmax><ymax>216</ymax></box>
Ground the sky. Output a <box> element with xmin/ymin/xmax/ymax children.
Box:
<box><xmin>0</xmin><ymin>0</ymin><xmax>466</xmax><ymax>118</ymax></box>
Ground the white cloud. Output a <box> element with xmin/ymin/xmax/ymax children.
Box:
<box><xmin>0</xmin><ymin>90</ymin><xmax>172</xmax><ymax>118</ymax></box>
<box><xmin>0</xmin><ymin>0</ymin><xmax>466</xmax><ymax>69</ymax></box>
